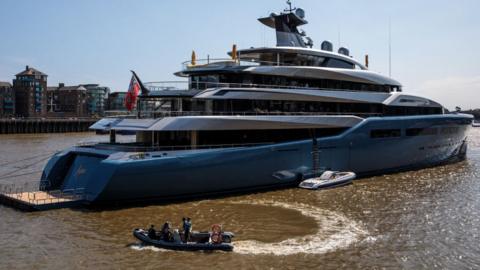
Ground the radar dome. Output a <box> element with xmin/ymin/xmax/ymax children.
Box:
<box><xmin>295</xmin><ymin>8</ymin><xmax>305</xmax><ymax>19</ymax></box>
<box><xmin>338</xmin><ymin>47</ymin><xmax>350</xmax><ymax>56</ymax></box>
<box><xmin>321</xmin><ymin>41</ymin><xmax>333</xmax><ymax>52</ymax></box>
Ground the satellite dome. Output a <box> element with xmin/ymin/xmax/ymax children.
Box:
<box><xmin>295</xmin><ymin>8</ymin><xmax>305</xmax><ymax>19</ymax></box>
<box><xmin>338</xmin><ymin>47</ymin><xmax>350</xmax><ymax>56</ymax></box>
<box><xmin>321</xmin><ymin>41</ymin><xmax>333</xmax><ymax>52</ymax></box>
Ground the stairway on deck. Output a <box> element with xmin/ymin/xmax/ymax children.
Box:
<box><xmin>0</xmin><ymin>190</ymin><xmax>84</xmax><ymax>211</ymax></box>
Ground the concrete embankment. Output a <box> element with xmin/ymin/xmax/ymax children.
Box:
<box><xmin>0</xmin><ymin>118</ymin><xmax>97</xmax><ymax>134</ymax></box>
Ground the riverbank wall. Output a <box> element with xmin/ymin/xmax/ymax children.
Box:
<box><xmin>0</xmin><ymin>118</ymin><xmax>97</xmax><ymax>134</ymax></box>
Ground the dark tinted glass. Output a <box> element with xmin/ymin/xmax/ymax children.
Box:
<box><xmin>370</xmin><ymin>129</ymin><xmax>401</xmax><ymax>138</ymax></box>
<box><xmin>324</xmin><ymin>58</ymin><xmax>355</xmax><ymax>69</ymax></box>
<box><xmin>406</xmin><ymin>128</ymin><xmax>437</xmax><ymax>136</ymax></box>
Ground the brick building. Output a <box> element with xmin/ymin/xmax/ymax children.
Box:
<box><xmin>13</xmin><ymin>66</ymin><xmax>47</xmax><ymax>117</ymax></box>
<box><xmin>0</xmin><ymin>82</ymin><xmax>15</xmax><ymax>117</ymax></box>
<box><xmin>47</xmin><ymin>83</ymin><xmax>88</xmax><ymax>117</ymax></box>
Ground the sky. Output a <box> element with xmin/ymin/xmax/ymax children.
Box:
<box><xmin>0</xmin><ymin>0</ymin><xmax>479</xmax><ymax>110</ymax></box>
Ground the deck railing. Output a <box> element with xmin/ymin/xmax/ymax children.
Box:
<box><xmin>0</xmin><ymin>182</ymin><xmax>86</xmax><ymax>205</ymax></box>
<box><xmin>137</xmin><ymin>110</ymin><xmax>381</xmax><ymax>119</ymax></box>
<box><xmin>143</xmin><ymin>81</ymin><xmax>190</xmax><ymax>91</ymax></box>
<box><xmin>143</xmin><ymin>80</ymin><xmax>382</xmax><ymax>93</ymax></box>
<box><xmin>141</xmin><ymin>57</ymin><xmax>395</xmax><ymax>96</ymax></box>
<box><xmin>179</xmin><ymin>58</ymin><xmax>308</xmax><ymax>70</ymax></box>
<box><xmin>81</xmin><ymin>142</ymin><xmax>275</xmax><ymax>153</ymax></box>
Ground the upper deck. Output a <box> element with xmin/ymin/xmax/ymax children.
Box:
<box><xmin>127</xmin><ymin>2</ymin><xmax>442</xmax><ymax>121</ymax></box>
<box><xmin>234</xmin><ymin>46</ymin><xmax>367</xmax><ymax>70</ymax></box>
<box><xmin>173</xmin><ymin>3</ymin><xmax>399</xmax><ymax>92</ymax></box>
<box><xmin>174</xmin><ymin>55</ymin><xmax>401</xmax><ymax>93</ymax></box>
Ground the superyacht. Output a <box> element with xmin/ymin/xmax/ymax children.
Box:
<box><xmin>39</xmin><ymin>3</ymin><xmax>472</xmax><ymax>204</ymax></box>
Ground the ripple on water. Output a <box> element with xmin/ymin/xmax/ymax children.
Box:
<box><xmin>129</xmin><ymin>243</ymin><xmax>171</xmax><ymax>253</ymax></box>
<box><xmin>2</xmin><ymin>130</ymin><xmax>480</xmax><ymax>268</ymax></box>
<box><xmin>231</xmin><ymin>200</ymin><xmax>368</xmax><ymax>255</ymax></box>
<box><xmin>128</xmin><ymin>200</ymin><xmax>369</xmax><ymax>256</ymax></box>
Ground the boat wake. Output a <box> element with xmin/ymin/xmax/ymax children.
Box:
<box><xmin>233</xmin><ymin>201</ymin><xmax>368</xmax><ymax>256</ymax></box>
<box><xmin>128</xmin><ymin>243</ymin><xmax>171</xmax><ymax>253</ymax></box>
<box><xmin>129</xmin><ymin>200</ymin><xmax>369</xmax><ymax>256</ymax></box>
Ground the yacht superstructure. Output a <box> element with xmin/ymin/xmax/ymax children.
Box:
<box><xmin>39</xmin><ymin>3</ymin><xmax>472</xmax><ymax>205</ymax></box>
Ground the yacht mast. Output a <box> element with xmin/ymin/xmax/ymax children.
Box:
<box><xmin>389</xmin><ymin>18</ymin><xmax>392</xmax><ymax>77</ymax></box>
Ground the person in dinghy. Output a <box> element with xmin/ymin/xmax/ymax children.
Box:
<box><xmin>133</xmin><ymin>219</ymin><xmax>235</xmax><ymax>252</ymax></box>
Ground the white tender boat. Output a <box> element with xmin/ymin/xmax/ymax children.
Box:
<box><xmin>299</xmin><ymin>171</ymin><xmax>356</xmax><ymax>190</ymax></box>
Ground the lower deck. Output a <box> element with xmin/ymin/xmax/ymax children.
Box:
<box><xmin>0</xmin><ymin>190</ymin><xmax>84</xmax><ymax>211</ymax></box>
<box><xmin>32</xmin><ymin>113</ymin><xmax>473</xmax><ymax>206</ymax></box>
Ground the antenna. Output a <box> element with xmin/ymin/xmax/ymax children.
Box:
<box><xmin>337</xmin><ymin>25</ymin><xmax>341</xmax><ymax>48</ymax></box>
<box><xmin>284</xmin><ymin>0</ymin><xmax>296</xmax><ymax>13</ymax></box>
<box><xmin>388</xmin><ymin>18</ymin><xmax>392</xmax><ymax>77</ymax></box>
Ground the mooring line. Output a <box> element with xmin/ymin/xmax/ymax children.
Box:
<box><xmin>0</xmin><ymin>170</ymin><xmax>44</xmax><ymax>181</ymax></box>
<box><xmin>0</xmin><ymin>155</ymin><xmax>53</xmax><ymax>180</ymax></box>
<box><xmin>0</xmin><ymin>150</ymin><xmax>59</xmax><ymax>167</ymax></box>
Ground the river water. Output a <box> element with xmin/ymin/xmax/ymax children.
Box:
<box><xmin>0</xmin><ymin>130</ymin><xmax>479</xmax><ymax>269</ymax></box>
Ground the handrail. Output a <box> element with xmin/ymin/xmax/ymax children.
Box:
<box><xmin>0</xmin><ymin>181</ymin><xmax>87</xmax><ymax>205</ymax></box>
<box><xmin>180</xmin><ymin>58</ymin><xmax>241</xmax><ymax>70</ymax></box>
<box><xmin>84</xmin><ymin>142</ymin><xmax>275</xmax><ymax>152</ymax></box>
<box><xmin>145</xmin><ymin>81</ymin><xmax>189</xmax><ymax>84</ymax></box>
<box><xmin>137</xmin><ymin>110</ymin><xmax>381</xmax><ymax>118</ymax></box>
<box><xmin>180</xmin><ymin>58</ymin><xmax>311</xmax><ymax>69</ymax></box>
<box><xmin>141</xmin><ymin>80</ymin><xmax>393</xmax><ymax>94</ymax></box>
<box><xmin>143</xmin><ymin>81</ymin><xmax>190</xmax><ymax>91</ymax></box>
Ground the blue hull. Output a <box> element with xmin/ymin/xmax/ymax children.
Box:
<box><xmin>40</xmin><ymin>114</ymin><xmax>472</xmax><ymax>204</ymax></box>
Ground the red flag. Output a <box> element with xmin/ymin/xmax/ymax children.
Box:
<box><xmin>125</xmin><ymin>74</ymin><xmax>140</xmax><ymax>111</ymax></box>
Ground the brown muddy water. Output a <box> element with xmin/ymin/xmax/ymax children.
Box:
<box><xmin>0</xmin><ymin>130</ymin><xmax>479</xmax><ymax>269</ymax></box>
